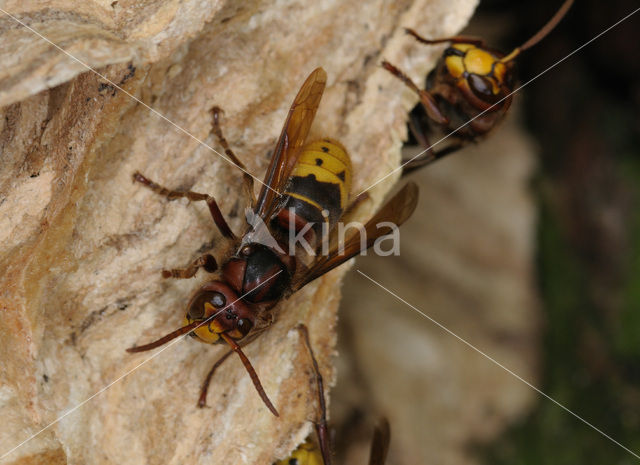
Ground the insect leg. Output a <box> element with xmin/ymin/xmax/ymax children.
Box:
<box><xmin>400</xmin><ymin>112</ymin><xmax>464</xmax><ymax>176</ymax></box>
<box><xmin>296</xmin><ymin>324</ymin><xmax>332</xmax><ymax>465</ymax></box>
<box><xmin>133</xmin><ymin>171</ymin><xmax>236</xmax><ymax>239</ymax></box>
<box><xmin>210</xmin><ymin>107</ymin><xmax>256</xmax><ymax>208</ymax></box>
<box><xmin>198</xmin><ymin>348</ymin><xmax>234</xmax><ymax>407</ymax></box>
<box><xmin>407</xmin><ymin>109</ymin><xmax>431</xmax><ymax>150</ymax></box>
<box><xmin>381</xmin><ymin>61</ymin><xmax>448</xmax><ymax>125</ymax></box>
<box><xmin>368</xmin><ymin>418</ymin><xmax>391</xmax><ymax>465</ymax></box>
<box><xmin>399</xmin><ymin>108</ymin><xmax>439</xmax><ymax>175</ymax></box>
<box><xmin>402</xmin><ymin>139</ymin><xmax>463</xmax><ymax>176</ymax></box>
<box><xmin>161</xmin><ymin>253</ymin><xmax>218</xmax><ymax>279</ymax></box>
<box><xmin>405</xmin><ymin>28</ymin><xmax>485</xmax><ymax>47</ymax></box>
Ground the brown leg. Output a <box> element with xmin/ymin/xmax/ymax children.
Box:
<box><xmin>402</xmin><ymin>143</ymin><xmax>464</xmax><ymax>175</ymax></box>
<box><xmin>401</xmin><ymin>111</ymin><xmax>438</xmax><ymax>175</ymax></box>
<box><xmin>405</xmin><ymin>28</ymin><xmax>485</xmax><ymax>47</ymax></box>
<box><xmin>407</xmin><ymin>109</ymin><xmax>431</xmax><ymax>150</ymax></box>
<box><xmin>162</xmin><ymin>254</ymin><xmax>217</xmax><ymax>279</ymax></box>
<box><xmin>211</xmin><ymin>107</ymin><xmax>255</xmax><ymax>207</ymax></box>
<box><xmin>381</xmin><ymin>60</ymin><xmax>448</xmax><ymax>125</ymax></box>
<box><xmin>297</xmin><ymin>324</ymin><xmax>332</xmax><ymax>465</ymax></box>
<box><xmin>198</xmin><ymin>349</ymin><xmax>233</xmax><ymax>408</ymax></box>
<box><xmin>133</xmin><ymin>171</ymin><xmax>235</xmax><ymax>239</ymax></box>
<box><xmin>402</xmin><ymin>142</ymin><xmax>464</xmax><ymax>176</ymax></box>
<box><xmin>368</xmin><ymin>418</ymin><xmax>391</xmax><ymax>465</ymax></box>
<box><xmin>401</xmin><ymin>111</ymin><xmax>465</xmax><ymax>176</ymax></box>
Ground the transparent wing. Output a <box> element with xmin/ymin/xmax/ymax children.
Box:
<box><xmin>254</xmin><ymin>68</ymin><xmax>327</xmax><ymax>220</ymax></box>
<box><xmin>296</xmin><ymin>182</ymin><xmax>419</xmax><ymax>289</ymax></box>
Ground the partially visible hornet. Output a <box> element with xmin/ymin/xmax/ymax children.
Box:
<box><xmin>273</xmin><ymin>325</ymin><xmax>390</xmax><ymax>465</ymax></box>
<box><xmin>383</xmin><ymin>0</ymin><xmax>574</xmax><ymax>175</ymax></box>
<box><xmin>127</xmin><ymin>68</ymin><xmax>418</xmax><ymax>417</ymax></box>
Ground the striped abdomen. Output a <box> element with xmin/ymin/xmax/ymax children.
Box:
<box><xmin>275</xmin><ymin>138</ymin><xmax>352</xmax><ymax>246</ymax></box>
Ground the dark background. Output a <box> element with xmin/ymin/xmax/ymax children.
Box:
<box><xmin>481</xmin><ymin>0</ymin><xmax>640</xmax><ymax>463</ymax></box>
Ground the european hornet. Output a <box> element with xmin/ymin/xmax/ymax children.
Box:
<box><xmin>127</xmin><ymin>68</ymin><xmax>418</xmax><ymax>417</ymax></box>
<box><xmin>382</xmin><ymin>0</ymin><xmax>574</xmax><ymax>175</ymax></box>
<box><xmin>273</xmin><ymin>325</ymin><xmax>390</xmax><ymax>465</ymax></box>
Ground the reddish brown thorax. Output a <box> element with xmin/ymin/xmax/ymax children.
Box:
<box><xmin>222</xmin><ymin>243</ymin><xmax>295</xmax><ymax>305</ymax></box>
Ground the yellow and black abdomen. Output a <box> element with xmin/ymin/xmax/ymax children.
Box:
<box><xmin>275</xmin><ymin>138</ymin><xmax>352</xmax><ymax>245</ymax></box>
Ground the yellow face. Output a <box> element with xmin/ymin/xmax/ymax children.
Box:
<box><xmin>274</xmin><ymin>440</ymin><xmax>323</xmax><ymax>465</ymax></box>
<box><xmin>445</xmin><ymin>43</ymin><xmax>507</xmax><ymax>96</ymax></box>
<box><xmin>443</xmin><ymin>43</ymin><xmax>474</xmax><ymax>79</ymax></box>
<box><xmin>183</xmin><ymin>302</ymin><xmax>222</xmax><ymax>344</ymax></box>
<box><xmin>184</xmin><ymin>302</ymin><xmax>245</xmax><ymax>344</ymax></box>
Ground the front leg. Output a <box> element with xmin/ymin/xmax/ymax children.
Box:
<box><xmin>381</xmin><ymin>60</ymin><xmax>448</xmax><ymax>125</ymax></box>
<box><xmin>133</xmin><ymin>171</ymin><xmax>235</xmax><ymax>239</ymax></box>
<box><xmin>162</xmin><ymin>254</ymin><xmax>217</xmax><ymax>279</ymax></box>
<box><xmin>211</xmin><ymin>107</ymin><xmax>256</xmax><ymax>208</ymax></box>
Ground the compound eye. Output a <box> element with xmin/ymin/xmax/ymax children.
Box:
<box><xmin>188</xmin><ymin>307</ymin><xmax>203</xmax><ymax>320</ymax></box>
<box><xmin>187</xmin><ymin>302</ymin><xmax>204</xmax><ymax>320</ymax></box>
<box><xmin>210</xmin><ymin>292</ymin><xmax>226</xmax><ymax>308</ymax></box>
<box><xmin>468</xmin><ymin>74</ymin><xmax>494</xmax><ymax>98</ymax></box>
<box><xmin>237</xmin><ymin>318</ymin><xmax>253</xmax><ymax>336</ymax></box>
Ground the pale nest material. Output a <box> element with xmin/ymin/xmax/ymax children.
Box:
<box><xmin>338</xmin><ymin>115</ymin><xmax>541</xmax><ymax>465</ymax></box>
<box><xmin>0</xmin><ymin>0</ymin><xmax>478</xmax><ymax>464</ymax></box>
